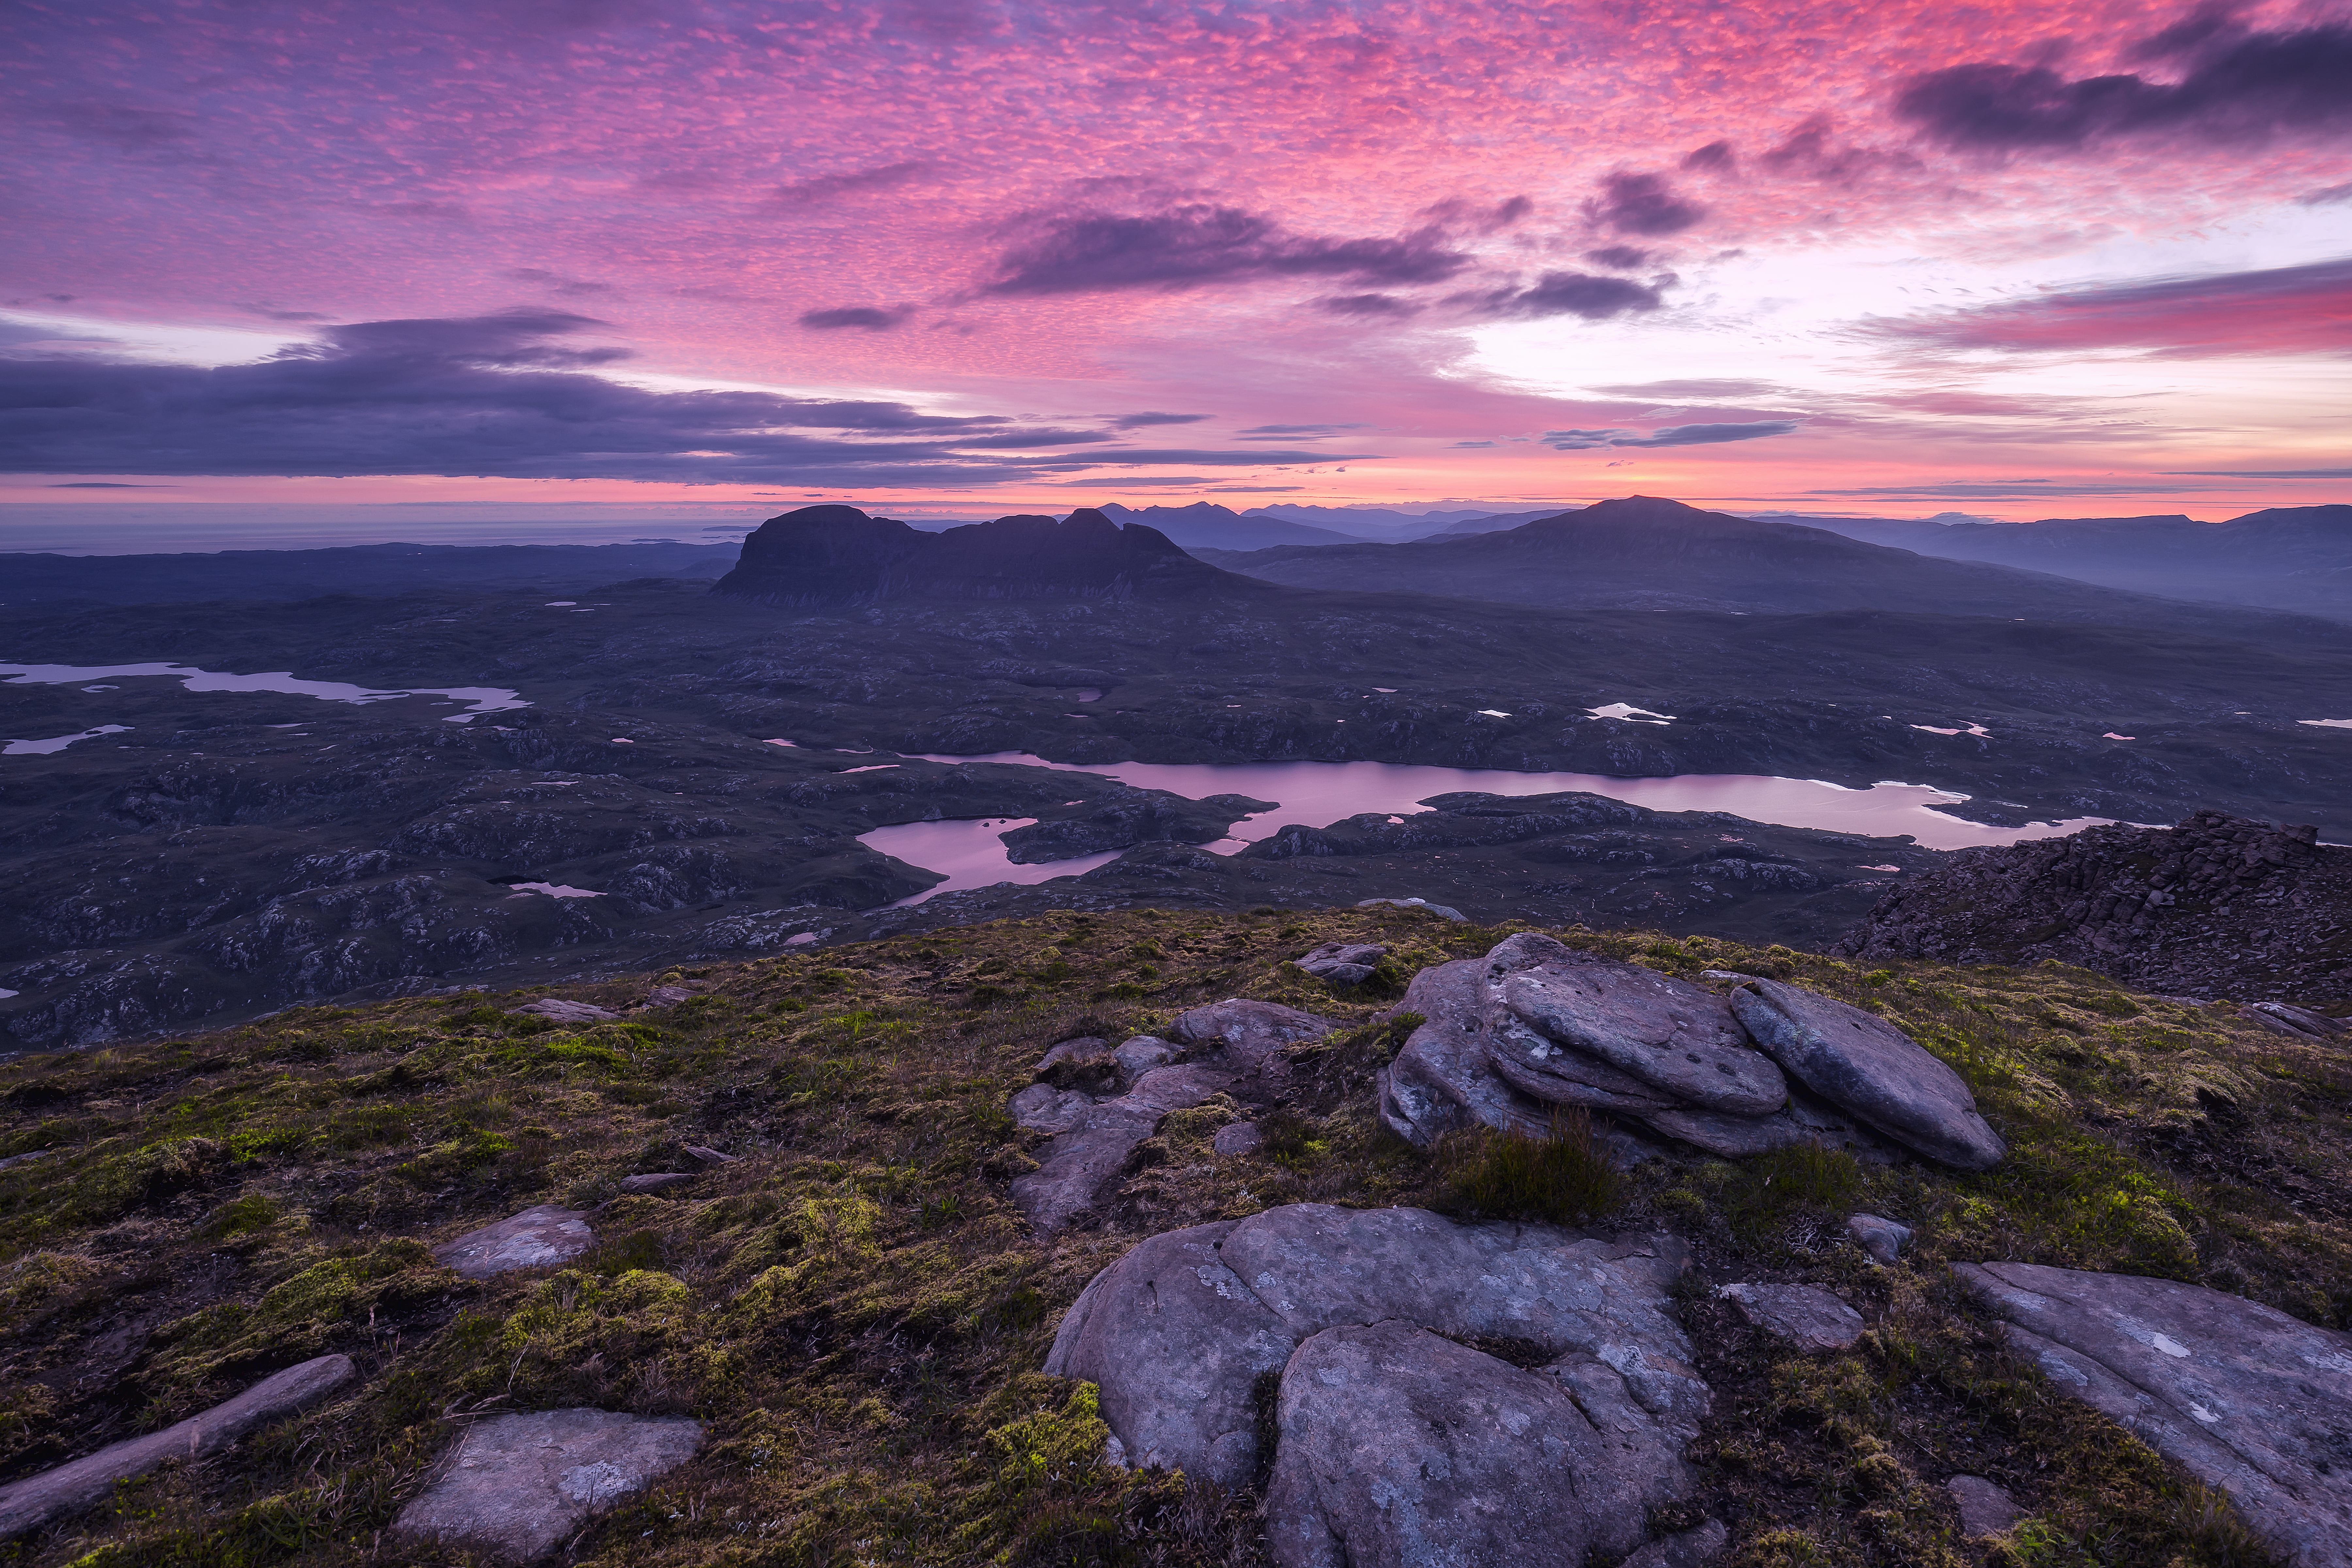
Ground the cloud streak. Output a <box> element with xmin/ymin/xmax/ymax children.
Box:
<box><xmin>0</xmin><ymin>313</ymin><xmax>1345</xmax><ymax>485</ymax></box>
<box><xmin>1873</xmin><ymin>257</ymin><xmax>2352</xmax><ymax>358</ymax></box>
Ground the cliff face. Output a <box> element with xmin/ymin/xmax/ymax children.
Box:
<box><xmin>710</xmin><ymin>505</ymin><xmax>1235</xmax><ymax>607</ymax></box>
<box><xmin>1837</xmin><ymin>810</ymin><xmax>2352</xmax><ymax>1004</ymax></box>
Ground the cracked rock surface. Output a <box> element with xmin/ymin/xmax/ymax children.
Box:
<box><xmin>1047</xmin><ymin>1203</ymin><xmax>1707</xmax><ymax>1564</ymax></box>
<box><xmin>1009</xmin><ymin>1005</ymin><xmax>1339</xmax><ymax>1233</ymax></box>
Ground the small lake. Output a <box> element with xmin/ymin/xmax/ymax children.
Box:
<box><xmin>903</xmin><ymin>751</ymin><xmax>2109</xmax><ymax>852</ymax></box>
<box><xmin>858</xmin><ymin>817</ymin><xmax>1122</xmax><ymax>906</ymax></box>
<box><xmin>857</xmin><ymin>750</ymin><xmax>2116</xmax><ymax>901</ymax></box>
<box><xmin>0</xmin><ymin>662</ymin><xmax>529</xmax><ymax>723</ymax></box>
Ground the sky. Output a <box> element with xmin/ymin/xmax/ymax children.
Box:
<box><xmin>4</xmin><ymin>0</ymin><xmax>2350</xmax><ymax>536</ymax></box>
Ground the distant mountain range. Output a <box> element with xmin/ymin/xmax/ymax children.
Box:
<box><xmin>1784</xmin><ymin>506</ymin><xmax>2352</xmax><ymax>621</ymax></box>
<box><xmin>1089</xmin><ymin>500</ymin><xmax>1565</xmax><ymax>548</ymax></box>
<box><xmin>1190</xmin><ymin>494</ymin><xmax>2342</xmax><ymax>634</ymax></box>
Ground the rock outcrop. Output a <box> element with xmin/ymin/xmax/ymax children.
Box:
<box><xmin>1007</xmin><ymin>1003</ymin><xmax>1339</xmax><ymax>1232</ymax></box>
<box><xmin>710</xmin><ymin>506</ymin><xmax>1237</xmax><ymax>607</ymax></box>
<box><xmin>1379</xmin><ymin>934</ymin><xmax>2003</xmax><ymax>1170</ymax></box>
<box><xmin>1839</xmin><ymin>810</ymin><xmax>2352</xmax><ymax>1005</ymax></box>
<box><xmin>392</xmin><ymin>1408</ymin><xmax>704</xmax><ymax>1562</ymax></box>
<box><xmin>0</xmin><ymin>1355</ymin><xmax>354</xmax><ymax>1539</ymax></box>
<box><xmin>1048</xmin><ymin>1204</ymin><xmax>1708</xmax><ymax>1565</ymax></box>
<box><xmin>1958</xmin><ymin>1260</ymin><xmax>2352</xmax><ymax>1568</ymax></box>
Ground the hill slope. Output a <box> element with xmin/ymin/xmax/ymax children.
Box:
<box><xmin>1790</xmin><ymin>506</ymin><xmax>2352</xmax><ymax>622</ymax></box>
<box><xmin>1206</xmin><ymin>495</ymin><xmax>2329</xmax><ymax>632</ymax></box>
<box><xmin>0</xmin><ymin>908</ymin><xmax>2344</xmax><ymax>1566</ymax></box>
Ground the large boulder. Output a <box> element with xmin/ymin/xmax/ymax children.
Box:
<box><xmin>393</xmin><ymin>1408</ymin><xmax>704</xmax><ymax>1562</ymax></box>
<box><xmin>1958</xmin><ymin>1261</ymin><xmax>2352</xmax><ymax>1568</ymax></box>
<box><xmin>1732</xmin><ymin>980</ymin><xmax>2005</xmax><ymax>1170</ymax></box>
<box><xmin>0</xmin><ymin>1355</ymin><xmax>354</xmax><ymax>1540</ymax></box>
<box><xmin>1265</xmin><ymin>1321</ymin><xmax>1603</xmax><ymax>1568</ymax></box>
<box><xmin>1047</xmin><ymin>1204</ymin><xmax>1705</xmax><ymax>1502</ymax></box>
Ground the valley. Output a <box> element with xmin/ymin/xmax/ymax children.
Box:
<box><xmin>3</xmin><ymin>506</ymin><xmax>2346</xmax><ymax>1047</ymax></box>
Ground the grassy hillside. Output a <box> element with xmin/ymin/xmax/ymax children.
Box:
<box><xmin>2</xmin><ymin>906</ymin><xmax>2345</xmax><ymax>1567</ymax></box>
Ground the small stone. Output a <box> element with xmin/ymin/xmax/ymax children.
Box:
<box><xmin>680</xmin><ymin>1144</ymin><xmax>738</xmax><ymax>1164</ymax></box>
<box><xmin>1296</xmin><ymin>941</ymin><xmax>1388</xmax><ymax>985</ymax></box>
<box><xmin>0</xmin><ymin>1149</ymin><xmax>51</xmax><ymax>1173</ymax></box>
<box><xmin>620</xmin><ymin>1173</ymin><xmax>695</xmax><ymax>1193</ymax></box>
<box><xmin>392</xmin><ymin>1408</ymin><xmax>704</xmax><ymax>1562</ymax></box>
<box><xmin>1718</xmin><ymin>1282</ymin><xmax>1866</xmax><ymax>1350</ymax></box>
<box><xmin>1355</xmin><ymin>896</ymin><xmax>1467</xmax><ymax>920</ymax></box>
<box><xmin>0</xmin><ymin>1354</ymin><xmax>355</xmax><ymax>1540</ymax></box>
<box><xmin>1010</xmin><ymin>1065</ymin><xmax>1235</xmax><ymax>1233</ymax></box>
<box><xmin>1848</xmin><ymin>1212</ymin><xmax>1914</xmax><ymax>1265</ymax></box>
<box><xmin>1948</xmin><ymin>1475</ymin><xmax>2023</xmax><ymax>1539</ymax></box>
<box><xmin>644</xmin><ymin>984</ymin><xmax>696</xmax><ymax>1006</ymax></box>
<box><xmin>432</xmin><ymin>1205</ymin><xmax>594</xmax><ymax>1280</ymax></box>
<box><xmin>511</xmin><ymin>998</ymin><xmax>618</xmax><ymax>1023</ymax></box>
<box><xmin>1212</xmin><ymin>1121</ymin><xmax>1263</xmax><ymax>1155</ymax></box>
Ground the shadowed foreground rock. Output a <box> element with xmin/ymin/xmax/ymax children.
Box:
<box><xmin>393</xmin><ymin>1408</ymin><xmax>705</xmax><ymax>1562</ymax></box>
<box><xmin>0</xmin><ymin>1354</ymin><xmax>354</xmax><ymax>1540</ymax></box>
<box><xmin>1048</xmin><ymin>1203</ymin><xmax>1708</xmax><ymax>1562</ymax></box>
<box><xmin>1958</xmin><ymin>1261</ymin><xmax>2352</xmax><ymax>1568</ymax></box>
<box><xmin>1266</xmin><ymin>1321</ymin><xmax>1604</xmax><ymax>1568</ymax></box>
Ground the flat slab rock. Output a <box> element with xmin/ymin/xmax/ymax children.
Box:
<box><xmin>1959</xmin><ymin>1260</ymin><xmax>2352</xmax><ymax>1568</ymax></box>
<box><xmin>0</xmin><ymin>1354</ymin><xmax>353</xmax><ymax>1540</ymax></box>
<box><xmin>1487</xmin><ymin>934</ymin><xmax>1788</xmax><ymax>1116</ymax></box>
<box><xmin>1049</xmin><ymin>1201</ymin><xmax>1708</xmax><ymax>1565</ymax></box>
<box><xmin>394</xmin><ymin>1408</ymin><xmax>704</xmax><ymax>1562</ymax></box>
<box><xmin>1733</xmin><ymin>979</ymin><xmax>2006</xmax><ymax>1171</ymax></box>
<box><xmin>433</xmin><ymin>1205</ymin><xmax>595</xmax><ymax>1279</ymax></box>
<box><xmin>1719</xmin><ymin>1282</ymin><xmax>1867</xmax><ymax>1351</ymax></box>
<box><xmin>511</xmin><ymin>998</ymin><xmax>617</xmax><ymax>1024</ymax></box>
<box><xmin>1169</xmin><ymin>998</ymin><xmax>1339</xmax><ymax>1071</ymax></box>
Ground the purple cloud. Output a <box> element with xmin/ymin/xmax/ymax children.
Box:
<box><xmin>985</xmin><ymin>201</ymin><xmax>1472</xmax><ymax>295</ymax></box>
<box><xmin>1898</xmin><ymin>13</ymin><xmax>2352</xmax><ymax>150</ymax></box>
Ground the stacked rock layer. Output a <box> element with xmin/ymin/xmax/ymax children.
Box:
<box><xmin>1379</xmin><ymin>933</ymin><xmax>2006</xmax><ymax>1169</ymax></box>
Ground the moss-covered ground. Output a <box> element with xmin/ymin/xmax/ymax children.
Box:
<box><xmin>1</xmin><ymin>907</ymin><xmax>2345</xmax><ymax>1567</ymax></box>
